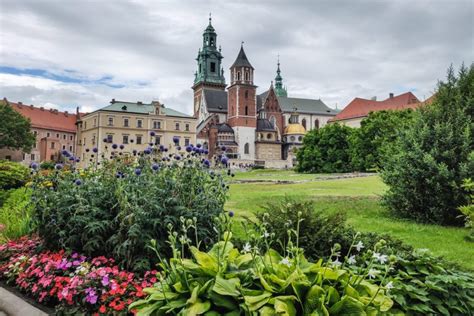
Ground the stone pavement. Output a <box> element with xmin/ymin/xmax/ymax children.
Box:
<box><xmin>0</xmin><ymin>287</ymin><xmax>48</xmax><ymax>316</ymax></box>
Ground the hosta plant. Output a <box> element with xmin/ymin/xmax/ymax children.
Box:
<box><xmin>130</xmin><ymin>213</ymin><xmax>394</xmax><ymax>315</ymax></box>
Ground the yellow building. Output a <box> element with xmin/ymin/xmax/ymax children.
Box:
<box><xmin>77</xmin><ymin>99</ymin><xmax>196</xmax><ymax>167</ymax></box>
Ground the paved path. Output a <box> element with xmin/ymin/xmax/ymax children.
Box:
<box><xmin>0</xmin><ymin>287</ymin><xmax>48</xmax><ymax>316</ymax></box>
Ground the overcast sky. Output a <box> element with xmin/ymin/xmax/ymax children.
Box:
<box><xmin>0</xmin><ymin>0</ymin><xmax>472</xmax><ymax>114</ymax></box>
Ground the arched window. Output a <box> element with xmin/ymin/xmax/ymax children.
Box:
<box><xmin>270</xmin><ymin>116</ymin><xmax>276</xmax><ymax>128</ymax></box>
<box><xmin>237</xmin><ymin>72</ymin><xmax>241</xmax><ymax>81</ymax></box>
<box><xmin>302</xmin><ymin>118</ymin><xmax>307</xmax><ymax>130</ymax></box>
<box><xmin>244</xmin><ymin>143</ymin><xmax>249</xmax><ymax>154</ymax></box>
<box><xmin>267</xmin><ymin>133</ymin><xmax>272</xmax><ymax>140</ymax></box>
<box><xmin>315</xmin><ymin>119</ymin><xmax>320</xmax><ymax>130</ymax></box>
<box><xmin>245</xmin><ymin>106</ymin><xmax>248</xmax><ymax>116</ymax></box>
<box><xmin>245</xmin><ymin>72</ymin><xmax>249</xmax><ymax>81</ymax></box>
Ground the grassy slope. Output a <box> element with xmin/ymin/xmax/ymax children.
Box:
<box><xmin>226</xmin><ymin>170</ymin><xmax>473</xmax><ymax>270</ymax></box>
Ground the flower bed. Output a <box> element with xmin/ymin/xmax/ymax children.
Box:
<box><xmin>0</xmin><ymin>236</ymin><xmax>157</xmax><ymax>315</ymax></box>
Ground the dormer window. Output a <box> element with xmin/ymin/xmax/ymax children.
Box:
<box><xmin>122</xmin><ymin>105</ymin><xmax>127</xmax><ymax>111</ymax></box>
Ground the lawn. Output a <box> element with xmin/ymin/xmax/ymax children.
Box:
<box><xmin>226</xmin><ymin>169</ymin><xmax>473</xmax><ymax>270</ymax></box>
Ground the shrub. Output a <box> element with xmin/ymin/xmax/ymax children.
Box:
<box><xmin>459</xmin><ymin>178</ymin><xmax>474</xmax><ymax>241</ymax></box>
<box><xmin>0</xmin><ymin>187</ymin><xmax>33</xmax><ymax>242</ymax></box>
<box><xmin>130</xmin><ymin>214</ymin><xmax>394</xmax><ymax>315</ymax></box>
<box><xmin>296</xmin><ymin>123</ymin><xmax>354</xmax><ymax>173</ymax></box>
<box><xmin>381</xmin><ymin>64</ymin><xmax>474</xmax><ymax>225</ymax></box>
<box><xmin>350</xmin><ymin>109</ymin><xmax>416</xmax><ymax>172</ymax></box>
<box><xmin>39</xmin><ymin>160</ymin><xmax>56</xmax><ymax>170</ymax></box>
<box><xmin>31</xmin><ymin>145</ymin><xmax>228</xmax><ymax>272</ymax></box>
<box><xmin>0</xmin><ymin>160</ymin><xmax>29</xmax><ymax>190</ymax></box>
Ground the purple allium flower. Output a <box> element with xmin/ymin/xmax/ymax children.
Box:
<box><xmin>61</xmin><ymin>149</ymin><xmax>69</xmax><ymax>156</ymax></box>
<box><xmin>132</xmin><ymin>149</ymin><xmax>137</xmax><ymax>155</ymax></box>
<box><xmin>55</xmin><ymin>163</ymin><xmax>63</xmax><ymax>170</ymax></box>
<box><xmin>151</xmin><ymin>163</ymin><xmax>159</xmax><ymax>171</ymax></box>
<box><xmin>74</xmin><ymin>179</ymin><xmax>82</xmax><ymax>185</ymax></box>
<box><xmin>174</xmin><ymin>155</ymin><xmax>181</xmax><ymax>160</ymax></box>
<box><xmin>119</xmin><ymin>144</ymin><xmax>125</xmax><ymax>150</ymax></box>
<box><xmin>197</xmin><ymin>143</ymin><xmax>202</xmax><ymax>148</ymax></box>
<box><xmin>229</xmin><ymin>211</ymin><xmax>235</xmax><ymax>217</ymax></box>
<box><xmin>85</xmin><ymin>148</ymin><xmax>90</xmax><ymax>152</ymax></box>
<box><xmin>30</xmin><ymin>162</ymin><xmax>38</xmax><ymax>169</ymax></box>
<box><xmin>69</xmin><ymin>156</ymin><xmax>75</xmax><ymax>161</ymax></box>
<box><xmin>150</xmin><ymin>131</ymin><xmax>156</xmax><ymax>136</ymax></box>
<box><xmin>204</xmin><ymin>150</ymin><xmax>209</xmax><ymax>155</ymax></box>
<box><xmin>177</xmin><ymin>146</ymin><xmax>181</xmax><ymax>151</ymax></box>
<box><xmin>134</xmin><ymin>168</ymin><xmax>142</xmax><ymax>176</ymax></box>
<box><xmin>186</xmin><ymin>146</ymin><xmax>192</xmax><ymax>153</ymax></box>
<box><xmin>203</xmin><ymin>159</ymin><xmax>210</xmax><ymax>167</ymax></box>
<box><xmin>103</xmin><ymin>138</ymin><xmax>108</xmax><ymax>143</ymax></box>
<box><xmin>221</xmin><ymin>156</ymin><xmax>229</xmax><ymax>164</ymax></box>
<box><xmin>173</xmin><ymin>136</ymin><xmax>179</xmax><ymax>144</ymax></box>
<box><xmin>159</xmin><ymin>145</ymin><xmax>165</xmax><ymax>152</ymax></box>
<box><xmin>164</xmin><ymin>148</ymin><xmax>168</xmax><ymax>152</ymax></box>
<box><xmin>92</xmin><ymin>147</ymin><xmax>98</xmax><ymax>153</ymax></box>
<box><xmin>75</xmin><ymin>158</ymin><xmax>80</xmax><ymax>162</ymax></box>
<box><xmin>112</xmin><ymin>143</ymin><xmax>118</xmax><ymax>149</ymax></box>
<box><xmin>221</xmin><ymin>146</ymin><xmax>226</xmax><ymax>151</ymax></box>
<box><xmin>144</xmin><ymin>147</ymin><xmax>152</xmax><ymax>155</ymax></box>
<box><xmin>116</xmin><ymin>172</ymin><xmax>123</xmax><ymax>178</ymax></box>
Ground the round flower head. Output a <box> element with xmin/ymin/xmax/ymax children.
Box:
<box><xmin>203</xmin><ymin>159</ymin><xmax>210</xmax><ymax>167</ymax></box>
<box><xmin>149</xmin><ymin>142</ymin><xmax>154</xmax><ymax>146</ymax></box>
<box><xmin>221</xmin><ymin>156</ymin><xmax>229</xmax><ymax>165</ymax></box>
<box><xmin>55</xmin><ymin>163</ymin><xmax>63</xmax><ymax>170</ymax></box>
<box><xmin>229</xmin><ymin>211</ymin><xmax>234</xmax><ymax>217</ymax></box>
<box><xmin>119</xmin><ymin>144</ymin><xmax>125</xmax><ymax>150</ymax></box>
<box><xmin>151</xmin><ymin>163</ymin><xmax>159</xmax><ymax>171</ymax></box>
<box><xmin>144</xmin><ymin>148</ymin><xmax>152</xmax><ymax>155</ymax></box>
<box><xmin>132</xmin><ymin>149</ymin><xmax>137</xmax><ymax>155</ymax></box>
<box><xmin>103</xmin><ymin>137</ymin><xmax>108</xmax><ymax>143</ymax></box>
<box><xmin>173</xmin><ymin>136</ymin><xmax>180</xmax><ymax>144</ymax></box>
<box><xmin>85</xmin><ymin>148</ymin><xmax>90</xmax><ymax>152</ymax></box>
<box><xmin>69</xmin><ymin>156</ymin><xmax>75</xmax><ymax>161</ymax></box>
<box><xmin>61</xmin><ymin>149</ymin><xmax>69</xmax><ymax>156</ymax></box>
<box><xmin>174</xmin><ymin>155</ymin><xmax>181</xmax><ymax>160</ymax></box>
<box><xmin>75</xmin><ymin>158</ymin><xmax>80</xmax><ymax>162</ymax></box>
<box><xmin>159</xmin><ymin>145</ymin><xmax>165</xmax><ymax>152</ymax></box>
<box><xmin>150</xmin><ymin>131</ymin><xmax>156</xmax><ymax>136</ymax></box>
<box><xmin>221</xmin><ymin>146</ymin><xmax>226</xmax><ymax>151</ymax></box>
<box><xmin>186</xmin><ymin>146</ymin><xmax>192</xmax><ymax>153</ymax></box>
<box><xmin>74</xmin><ymin>179</ymin><xmax>82</xmax><ymax>185</ymax></box>
<box><xmin>134</xmin><ymin>168</ymin><xmax>142</xmax><ymax>176</ymax></box>
<box><xmin>164</xmin><ymin>148</ymin><xmax>168</xmax><ymax>152</ymax></box>
<box><xmin>112</xmin><ymin>144</ymin><xmax>118</xmax><ymax>149</ymax></box>
<box><xmin>196</xmin><ymin>143</ymin><xmax>202</xmax><ymax>148</ymax></box>
<box><xmin>204</xmin><ymin>150</ymin><xmax>209</xmax><ymax>155</ymax></box>
<box><xmin>92</xmin><ymin>147</ymin><xmax>98</xmax><ymax>153</ymax></box>
<box><xmin>177</xmin><ymin>146</ymin><xmax>181</xmax><ymax>151</ymax></box>
<box><xmin>115</xmin><ymin>171</ymin><xmax>123</xmax><ymax>178</ymax></box>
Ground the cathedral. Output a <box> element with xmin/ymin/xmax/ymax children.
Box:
<box><xmin>194</xmin><ymin>17</ymin><xmax>338</xmax><ymax>168</ymax></box>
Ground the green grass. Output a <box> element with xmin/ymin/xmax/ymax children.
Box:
<box><xmin>226</xmin><ymin>170</ymin><xmax>473</xmax><ymax>270</ymax></box>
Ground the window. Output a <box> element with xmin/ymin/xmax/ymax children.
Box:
<box><xmin>5</xmin><ymin>155</ymin><xmax>11</xmax><ymax>161</ymax></box>
<box><xmin>245</xmin><ymin>106</ymin><xmax>248</xmax><ymax>116</ymax></box>
<box><xmin>50</xmin><ymin>155</ymin><xmax>54</xmax><ymax>161</ymax></box>
<box><xmin>210</xmin><ymin>62</ymin><xmax>216</xmax><ymax>73</ymax></box>
<box><xmin>70</xmin><ymin>135</ymin><xmax>73</xmax><ymax>141</ymax></box>
<box><xmin>124</xmin><ymin>118</ymin><xmax>129</xmax><ymax>127</ymax></box>
<box><xmin>33</xmin><ymin>131</ymin><xmax>37</xmax><ymax>136</ymax></box>
<box><xmin>62</xmin><ymin>145</ymin><xmax>66</xmax><ymax>150</ymax></box>
<box><xmin>108</xmin><ymin>117</ymin><xmax>114</xmax><ymax>126</ymax></box>
<box><xmin>267</xmin><ymin>133</ymin><xmax>272</xmax><ymax>140</ymax></box>
<box><xmin>83</xmin><ymin>137</ymin><xmax>86</xmax><ymax>145</ymax></box>
<box><xmin>51</xmin><ymin>142</ymin><xmax>55</xmax><ymax>149</ymax></box>
<box><xmin>107</xmin><ymin>134</ymin><xmax>113</xmax><ymax>143</ymax></box>
<box><xmin>298</xmin><ymin>136</ymin><xmax>303</xmax><ymax>142</ymax></box>
<box><xmin>123</xmin><ymin>135</ymin><xmax>129</xmax><ymax>144</ymax></box>
<box><xmin>185</xmin><ymin>138</ymin><xmax>190</xmax><ymax>146</ymax></box>
<box><xmin>56</xmin><ymin>133</ymin><xmax>59</xmax><ymax>138</ymax></box>
<box><xmin>302</xmin><ymin>118</ymin><xmax>307</xmax><ymax>130</ymax></box>
<box><xmin>137</xmin><ymin>119</ymin><xmax>142</xmax><ymax>128</ymax></box>
<box><xmin>199</xmin><ymin>64</ymin><xmax>201</xmax><ymax>73</ymax></box>
<box><xmin>23</xmin><ymin>153</ymin><xmax>26</xmax><ymax>160</ymax></box>
<box><xmin>175</xmin><ymin>123</ymin><xmax>180</xmax><ymax>130</ymax></box>
<box><xmin>31</xmin><ymin>153</ymin><xmax>35</xmax><ymax>161</ymax></box>
<box><xmin>245</xmin><ymin>72</ymin><xmax>249</xmax><ymax>81</ymax></box>
<box><xmin>237</xmin><ymin>72</ymin><xmax>241</xmax><ymax>81</ymax></box>
<box><xmin>155</xmin><ymin>136</ymin><xmax>161</xmax><ymax>145</ymax></box>
<box><xmin>174</xmin><ymin>136</ymin><xmax>180</xmax><ymax>146</ymax></box>
<box><xmin>185</xmin><ymin>123</ymin><xmax>190</xmax><ymax>131</ymax></box>
<box><xmin>153</xmin><ymin>121</ymin><xmax>161</xmax><ymax>129</ymax></box>
<box><xmin>93</xmin><ymin>118</ymin><xmax>97</xmax><ymax>127</ymax></box>
<box><xmin>244</xmin><ymin>143</ymin><xmax>249</xmax><ymax>154</ymax></box>
<box><xmin>69</xmin><ymin>145</ymin><xmax>73</xmax><ymax>151</ymax></box>
<box><xmin>290</xmin><ymin>136</ymin><xmax>295</xmax><ymax>142</ymax></box>
<box><xmin>288</xmin><ymin>118</ymin><xmax>291</xmax><ymax>124</ymax></box>
<box><xmin>314</xmin><ymin>119</ymin><xmax>320</xmax><ymax>130</ymax></box>
<box><xmin>47</xmin><ymin>132</ymin><xmax>50</xmax><ymax>137</ymax></box>
<box><xmin>136</xmin><ymin>135</ymin><xmax>142</xmax><ymax>145</ymax></box>
<box><xmin>270</xmin><ymin>116</ymin><xmax>276</xmax><ymax>128</ymax></box>
<box><xmin>210</xmin><ymin>36</ymin><xmax>214</xmax><ymax>46</ymax></box>
<box><xmin>63</xmin><ymin>134</ymin><xmax>66</xmax><ymax>140</ymax></box>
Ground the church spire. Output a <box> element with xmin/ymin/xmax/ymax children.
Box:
<box><xmin>274</xmin><ymin>55</ymin><xmax>287</xmax><ymax>97</ymax></box>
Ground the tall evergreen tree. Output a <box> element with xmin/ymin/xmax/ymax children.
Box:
<box><xmin>381</xmin><ymin>64</ymin><xmax>474</xmax><ymax>225</ymax></box>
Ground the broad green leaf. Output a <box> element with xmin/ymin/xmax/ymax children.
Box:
<box><xmin>344</xmin><ymin>284</ymin><xmax>360</xmax><ymax>299</ymax></box>
<box><xmin>209</xmin><ymin>291</ymin><xmax>239</xmax><ymax>310</ymax></box>
<box><xmin>274</xmin><ymin>297</ymin><xmax>297</xmax><ymax>316</ymax></box>
<box><xmin>235</xmin><ymin>253</ymin><xmax>253</xmax><ymax>268</ymax></box>
<box><xmin>244</xmin><ymin>291</ymin><xmax>273</xmax><ymax>311</ymax></box>
<box><xmin>190</xmin><ymin>246</ymin><xmax>218</xmax><ymax>275</ymax></box>
<box><xmin>159</xmin><ymin>298</ymin><xmax>187</xmax><ymax>313</ymax></box>
<box><xmin>328</xmin><ymin>296</ymin><xmax>366</xmax><ymax>316</ymax></box>
<box><xmin>304</xmin><ymin>284</ymin><xmax>325</xmax><ymax>313</ymax></box>
<box><xmin>187</xmin><ymin>285</ymin><xmax>201</xmax><ymax>305</ymax></box>
<box><xmin>326</xmin><ymin>286</ymin><xmax>341</xmax><ymax>306</ymax></box>
<box><xmin>135</xmin><ymin>301</ymin><xmax>165</xmax><ymax>316</ymax></box>
<box><xmin>184</xmin><ymin>299</ymin><xmax>211</xmax><ymax>315</ymax></box>
<box><xmin>213</xmin><ymin>275</ymin><xmax>241</xmax><ymax>297</ymax></box>
<box><xmin>259</xmin><ymin>306</ymin><xmax>276</xmax><ymax>315</ymax></box>
<box><xmin>209</xmin><ymin>240</ymin><xmax>234</xmax><ymax>258</ymax></box>
<box><xmin>150</xmin><ymin>291</ymin><xmax>180</xmax><ymax>302</ymax></box>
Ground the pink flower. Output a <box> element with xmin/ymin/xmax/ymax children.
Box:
<box><xmin>101</xmin><ymin>275</ymin><xmax>109</xmax><ymax>286</ymax></box>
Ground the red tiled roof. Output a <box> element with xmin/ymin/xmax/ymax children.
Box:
<box><xmin>9</xmin><ymin>101</ymin><xmax>78</xmax><ymax>133</ymax></box>
<box><xmin>332</xmin><ymin>92</ymin><xmax>425</xmax><ymax>122</ymax></box>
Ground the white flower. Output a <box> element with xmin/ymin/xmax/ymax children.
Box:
<box><xmin>355</xmin><ymin>241</ymin><xmax>364</xmax><ymax>252</ymax></box>
<box><xmin>332</xmin><ymin>258</ymin><xmax>342</xmax><ymax>267</ymax></box>
<box><xmin>385</xmin><ymin>281</ymin><xmax>394</xmax><ymax>291</ymax></box>
<box><xmin>279</xmin><ymin>257</ymin><xmax>291</xmax><ymax>267</ymax></box>
<box><xmin>242</xmin><ymin>242</ymin><xmax>251</xmax><ymax>253</ymax></box>
<box><xmin>378</xmin><ymin>254</ymin><xmax>388</xmax><ymax>265</ymax></box>
<box><xmin>368</xmin><ymin>268</ymin><xmax>380</xmax><ymax>279</ymax></box>
<box><xmin>347</xmin><ymin>255</ymin><xmax>356</xmax><ymax>265</ymax></box>
<box><xmin>262</xmin><ymin>230</ymin><xmax>270</xmax><ymax>238</ymax></box>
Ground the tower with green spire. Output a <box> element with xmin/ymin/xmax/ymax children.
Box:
<box><xmin>274</xmin><ymin>56</ymin><xmax>287</xmax><ymax>97</ymax></box>
<box><xmin>193</xmin><ymin>14</ymin><xmax>226</xmax><ymax>87</ymax></box>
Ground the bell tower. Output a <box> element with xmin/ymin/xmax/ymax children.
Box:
<box><xmin>192</xmin><ymin>14</ymin><xmax>226</xmax><ymax>117</ymax></box>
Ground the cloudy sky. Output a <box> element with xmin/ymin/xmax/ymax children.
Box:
<box><xmin>0</xmin><ymin>0</ymin><xmax>472</xmax><ymax>114</ymax></box>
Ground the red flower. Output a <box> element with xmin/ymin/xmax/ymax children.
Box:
<box><xmin>99</xmin><ymin>305</ymin><xmax>106</xmax><ymax>313</ymax></box>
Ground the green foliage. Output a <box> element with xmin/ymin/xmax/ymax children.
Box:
<box><xmin>0</xmin><ymin>160</ymin><xmax>30</xmax><ymax>190</ymax></box>
<box><xmin>130</xmin><ymin>215</ymin><xmax>394</xmax><ymax>315</ymax></box>
<box><xmin>0</xmin><ymin>188</ymin><xmax>33</xmax><ymax>242</ymax></box>
<box><xmin>296</xmin><ymin>123</ymin><xmax>354</xmax><ymax>173</ymax></box>
<box><xmin>350</xmin><ymin>109</ymin><xmax>416</xmax><ymax>171</ymax></box>
<box><xmin>459</xmin><ymin>178</ymin><xmax>474</xmax><ymax>241</ymax></box>
<box><xmin>0</xmin><ymin>101</ymin><xmax>36</xmax><ymax>151</ymax></box>
<box><xmin>31</xmin><ymin>153</ymin><xmax>227</xmax><ymax>272</ymax></box>
<box><xmin>39</xmin><ymin>161</ymin><xmax>56</xmax><ymax>170</ymax></box>
<box><xmin>381</xmin><ymin>64</ymin><xmax>474</xmax><ymax>225</ymax></box>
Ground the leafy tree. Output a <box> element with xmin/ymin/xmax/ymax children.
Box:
<box><xmin>0</xmin><ymin>101</ymin><xmax>35</xmax><ymax>152</ymax></box>
<box><xmin>296</xmin><ymin>123</ymin><xmax>354</xmax><ymax>173</ymax></box>
<box><xmin>381</xmin><ymin>64</ymin><xmax>474</xmax><ymax>225</ymax></box>
<box><xmin>350</xmin><ymin>109</ymin><xmax>415</xmax><ymax>171</ymax></box>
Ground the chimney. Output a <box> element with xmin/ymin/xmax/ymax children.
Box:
<box><xmin>40</xmin><ymin>107</ymin><xmax>44</xmax><ymax>111</ymax></box>
<box><xmin>30</xmin><ymin>104</ymin><xmax>34</xmax><ymax>108</ymax></box>
<box><xmin>64</xmin><ymin>111</ymin><xmax>69</xmax><ymax>117</ymax></box>
<box><xmin>111</xmin><ymin>98</ymin><xmax>116</xmax><ymax>104</ymax></box>
<box><xmin>137</xmin><ymin>101</ymin><xmax>143</xmax><ymax>105</ymax></box>
<box><xmin>18</xmin><ymin>101</ymin><xmax>23</xmax><ymax>105</ymax></box>
<box><xmin>371</xmin><ymin>96</ymin><xmax>377</xmax><ymax>101</ymax></box>
<box><xmin>389</xmin><ymin>93</ymin><xmax>394</xmax><ymax>99</ymax></box>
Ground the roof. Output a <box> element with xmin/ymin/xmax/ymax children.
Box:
<box><xmin>284</xmin><ymin>123</ymin><xmax>306</xmax><ymax>135</ymax></box>
<box><xmin>256</xmin><ymin>118</ymin><xmax>276</xmax><ymax>131</ymax></box>
<box><xmin>231</xmin><ymin>46</ymin><xmax>254</xmax><ymax>69</ymax></box>
<box><xmin>203</xmin><ymin>89</ymin><xmax>228</xmax><ymax>113</ymax></box>
<box><xmin>332</xmin><ymin>92</ymin><xmax>421</xmax><ymax>122</ymax></box>
<box><xmin>217</xmin><ymin>123</ymin><xmax>234</xmax><ymax>133</ymax></box>
<box><xmin>277</xmin><ymin>96</ymin><xmax>338</xmax><ymax>115</ymax></box>
<box><xmin>97</xmin><ymin>100</ymin><xmax>192</xmax><ymax>118</ymax></box>
<box><xmin>7</xmin><ymin>101</ymin><xmax>78</xmax><ymax>133</ymax></box>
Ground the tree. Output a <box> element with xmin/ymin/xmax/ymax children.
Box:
<box><xmin>350</xmin><ymin>109</ymin><xmax>416</xmax><ymax>171</ymax></box>
<box><xmin>296</xmin><ymin>123</ymin><xmax>354</xmax><ymax>173</ymax></box>
<box><xmin>381</xmin><ymin>64</ymin><xmax>474</xmax><ymax>226</ymax></box>
<box><xmin>0</xmin><ymin>101</ymin><xmax>35</xmax><ymax>152</ymax></box>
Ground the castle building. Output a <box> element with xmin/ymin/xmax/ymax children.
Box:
<box><xmin>76</xmin><ymin>100</ymin><xmax>196</xmax><ymax>168</ymax></box>
<box><xmin>194</xmin><ymin>17</ymin><xmax>339</xmax><ymax>167</ymax></box>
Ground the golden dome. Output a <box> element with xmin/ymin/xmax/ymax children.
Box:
<box><xmin>284</xmin><ymin>123</ymin><xmax>306</xmax><ymax>135</ymax></box>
